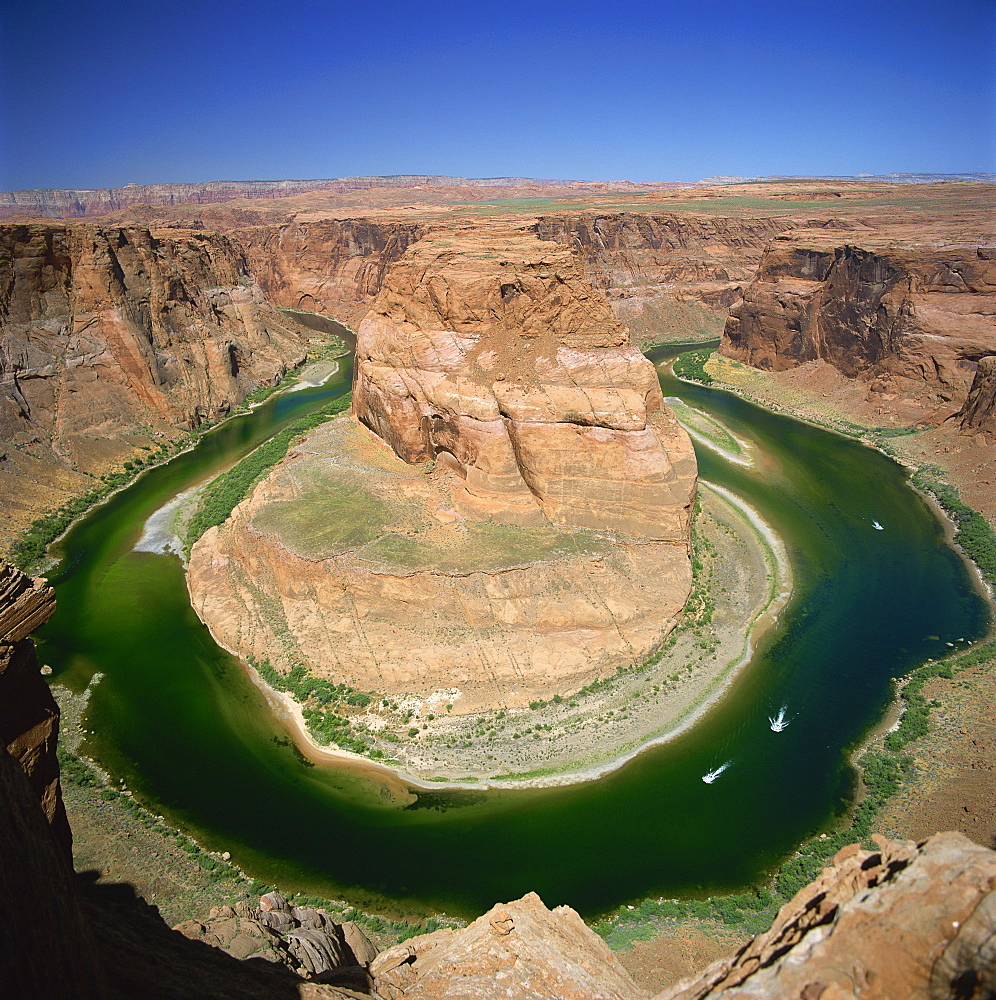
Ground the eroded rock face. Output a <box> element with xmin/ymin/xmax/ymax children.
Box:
<box><xmin>958</xmin><ymin>353</ymin><xmax>996</xmax><ymax>437</ymax></box>
<box><xmin>353</xmin><ymin>232</ymin><xmax>697</xmax><ymax>540</ymax></box>
<box><xmin>234</xmin><ymin>218</ymin><xmax>426</xmax><ymax>326</ymax></box>
<box><xmin>372</xmin><ymin>892</ymin><xmax>642</xmax><ymax>1000</ymax></box>
<box><xmin>189</xmin><ymin>234</ymin><xmax>695</xmax><ymax>714</ymax></box>
<box><xmin>655</xmin><ymin>831</ymin><xmax>996</xmax><ymax>1000</ymax></box>
<box><xmin>720</xmin><ymin>231</ymin><xmax>996</xmax><ymax>426</ymax></box>
<box><xmin>0</xmin><ymin>560</ymin><xmax>67</xmax><ymax>857</ymax></box>
<box><xmin>535</xmin><ymin>212</ymin><xmax>789</xmax><ymax>344</ymax></box>
<box><xmin>0</xmin><ymin>222</ymin><xmax>309</xmax><ymax>467</ymax></box>
<box><xmin>188</xmin><ymin>418</ymin><xmax>692</xmax><ymax>713</ymax></box>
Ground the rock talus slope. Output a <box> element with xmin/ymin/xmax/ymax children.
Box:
<box><xmin>721</xmin><ymin>230</ymin><xmax>996</xmax><ymax>426</ymax></box>
<box><xmin>353</xmin><ymin>232</ymin><xmax>697</xmax><ymax>539</ymax></box>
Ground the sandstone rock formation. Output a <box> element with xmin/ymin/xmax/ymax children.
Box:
<box><xmin>189</xmin><ymin>417</ymin><xmax>694</xmax><ymax>714</ymax></box>
<box><xmin>353</xmin><ymin>232</ymin><xmax>697</xmax><ymax>539</ymax></box>
<box><xmin>0</xmin><ymin>221</ymin><xmax>313</xmax><ymax>543</ymax></box>
<box><xmin>177</xmin><ymin>891</ymin><xmax>378</xmax><ymax>989</ymax></box>
<box><xmin>372</xmin><ymin>891</ymin><xmax>642</xmax><ymax>1000</ymax></box>
<box><xmin>234</xmin><ymin>218</ymin><xmax>426</xmax><ymax>326</ymax></box>
<box><xmin>365</xmin><ymin>833</ymin><xmax>996</xmax><ymax>1000</ymax></box>
<box><xmin>721</xmin><ymin>230</ymin><xmax>996</xmax><ymax>426</ymax></box>
<box><xmin>0</xmin><ymin>558</ymin><xmax>106</xmax><ymax>998</ymax></box>
<box><xmin>654</xmin><ymin>831</ymin><xmax>996</xmax><ymax>1000</ymax></box>
<box><xmin>1</xmin><ymin>222</ymin><xmax>309</xmax><ymax>451</ymax></box>
<box><xmin>0</xmin><ymin>560</ymin><xmax>68</xmax><ymax>856</ymax></box>
<box><xmin>958</xmin><ymin>353</ymin><xmax>996</xmax><ymax>437</ymax></box>
<box><xmin>535</xmin><ymin>212</ymin><xmax>788</xmax><ymax>345</ymax></box>
<box><xmin>190</xmin><ymin>232</ymin><xmax>695</xmax><ymax>715</ymax></box>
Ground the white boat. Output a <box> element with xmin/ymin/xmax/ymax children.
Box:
<box><xmin>702</xmin><ymin>761</ymin><xmax>731</xmax><ymax>784</ymax></box>
<box><xmin>769</xmin><ymin>706</ymin><xmax>789</xmax><ymax>732</ymax></box>
<box><xmin>872</xmin><ymin>520</ymin><xmax>884</xmax><ymax>530</ymax></box>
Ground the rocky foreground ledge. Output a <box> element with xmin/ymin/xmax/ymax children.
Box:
<box><xmin>3</xmin><ymin>557</ymin><xmax>995</xmax><ymax>998</ymax></box>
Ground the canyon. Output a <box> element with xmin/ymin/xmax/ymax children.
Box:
<box><xmin>4</xmin><ymin>557</ymin><xmax>995</xmax><ymax>999</ymax></box>
<box><xmin>0</xmin><ymin>222</ymin><xmax>316</xmax><ymax>541</ymax></box>
<box><xmin>2</xmin><ymin>175</ymin><xmax>995</xmax><ymax>996</ymax></box>
<box><xmin>720</xmin><ymin>228</ymin><xmax>996</xmax><ymax>428</ymax></box>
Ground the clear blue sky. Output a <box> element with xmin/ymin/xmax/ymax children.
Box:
<box><xmin>2</xmin><ymin>0</ymin><xmax>993</xmax><ymax>190</ymax></box>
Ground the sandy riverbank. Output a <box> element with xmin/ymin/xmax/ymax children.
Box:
<box><xmin>188</xmin><ymin>477</ymin><xmax>791</xmax><ymax>793</ymax></box>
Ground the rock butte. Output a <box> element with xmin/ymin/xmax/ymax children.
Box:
<box><xmin>188</xmin><ymin>232</ymin><xmax>696</xmax><ymax>713</ymax></box>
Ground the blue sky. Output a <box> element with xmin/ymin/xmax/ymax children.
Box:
<box><xmin>2</xmin><ymin>0</ymin><xmax>993</xmax><ymax>190</ymax></box>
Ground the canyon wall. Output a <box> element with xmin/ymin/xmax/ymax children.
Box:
<box><xmin>0</xmin><ymin>560</ymin><xmax>66</xmax><ymax>856</ymax></box>
<box><xmin>0</xmin><ymin>559</ymin><xmax>106</xmax><ymax>998</ymax></box>
<box><xmin>232</xmin><ymin>218</ymin><xmax>427</xmax><ymax>326</ymax></box>
<box><xmin>720</xmin><ymin>231</ymin><xmax>996</xmax><ymax>426</ymax></box>
<box><xmin>0</xmin><ymin>222</ymin><xmax>313</xmax><ymax>542</ymax></box>
<box><xmin>958</xmin><ymin>353</ymin><xmax>996</xmax><ymax>437</ymax></box>
<box><xmin>534</xmin><ymin>213</ymin><xmax>791</xmax><ymax>345</ymax></box>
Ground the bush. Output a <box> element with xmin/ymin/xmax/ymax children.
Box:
<box><xmin>185</xmin><ymin>392</ymin><xmax>352</xmax><ymax>548</ymax></box>
<box><xmin>673</xmin><ymin>349</ymin><xmax>714</xmax><ymax>383</ymax></box>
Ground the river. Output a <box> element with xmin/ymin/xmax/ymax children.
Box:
<box><xmin>38</xmin><ymin>341</ymin><xmax>990</xmax><ymax>920</ymax></box>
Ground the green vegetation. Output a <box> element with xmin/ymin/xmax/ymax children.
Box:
<box><xmin>672</xmin><ymin>349</ymin><xmax>715</xmax><ymax>384</ymax></box>
<box><xmin>667</xmin><ymin>398</ymin><xmax>742</xmax><ymax>455</ymax></box>
<box><xmin>361</xmin><ymin>521</ymin><xmax>611</xmax><ymax>574</ymax></box>
<box><xmin>7</xmin><ymin>441</ymin><xmax>177</xmax><ymax>572</ymax></box>
<box><xmin>249</xmin><ymin>656</ymin><xmax>376</xmax><ymax>754</ymax></box>
<box><xmin>58</xmin><ymin>745</ymin><xmax>243</xmax><ymax>886</ymax></box>
<box><xmin>185</xmin><ymin>393</ymin><xmax>352</xmax><ymax>549</ymax></box>
<box><xmin>252</xmin><ymin>472</ymin><xmax>391</xmax><ymax>559</ymax></box>
<box><xmin>912</xmin><ymin>465</ymin><xmax>996</xmax><ymax>590</ymax></box>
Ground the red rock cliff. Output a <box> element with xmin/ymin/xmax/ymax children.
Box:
<box><xmin>0</xmin><ymin>222</ymin><xmax>310</xmax><ymax>467</ymax></box>
<box><xmin>534</xmin><ymin>212</ymin><xmax>790</xmax><ymax>344</ymax></box>
<box><xmin>720</xmin><ymin>231</ymin><xmax>996</xmax><ymax>424</ymax></box>
<box><xmin>232</xmin><ymin>218</ymin><xmax>426</xmax><ymax>326</ymax></box>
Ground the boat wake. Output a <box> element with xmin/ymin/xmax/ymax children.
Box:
<box><xmin>769</xmin><ymin>706</ymin><xmax>790</xmax><ymax>732</ymax></box>
<box><xmin>872</xmin><ymin>520</ymin><xmax>884</xmax><ymax>531</ymax></box>
<box><xmin>702</xmin><ymin>761</ymin><xmax>731</xmax><ymax>784</ymax></box>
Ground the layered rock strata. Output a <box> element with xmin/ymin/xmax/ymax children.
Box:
<box><xmin>190</xmin><ymin>233</ymin><xmax>695</xmax><ymax>713</ymax></box>
<box><xmin>353</xmin><ymin>233</ymin><xmax>697</xmax><ymax>539</ymax></box>
<box><xmin>721</xmin><ymin>231</ymin><xmax>996</xmax><ymax>426</ymax></box>
<box><xmin>535</xmin><ymin>212</ymin><xmax>789</xmax><ymax>344</ymax></box>
<box><xmin>0</xmin><ymin>175</ymin><xmax>590</xmax><ymax>220</ymax></box>
<box><xmin>189</xmin><ymin>418</ymin><xmax>693</xmax><ymax>713</ymax></box>
<box><xmin>1</xmin><ymin>222</ymin><xmax>309</xmax><ymax>454</ymax></box>
<box><xmin>0</xmin><ymin>222</ymin><xmax>312</xmax><ymax>543</ymax></box>
<box><xmin>233</xmin><ymin>218</ymin><xmax>426</xmax><ymax>326</ymax></box>
<box><xmin>0</xmin><ymin>560</ymin><xmax>67</xmax><ymax>856</ymax></box>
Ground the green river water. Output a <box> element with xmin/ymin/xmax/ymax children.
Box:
<box><xmin>38</xmin><ymin>343</ymin><xmax>990</xmax><ymax>920</ymax></box>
